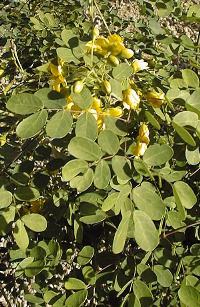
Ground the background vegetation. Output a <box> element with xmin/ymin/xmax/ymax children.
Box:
<box><xmin>0</xmin><ymin>0</ymin><xmax>200</xmax><ymax>306</ymax></box>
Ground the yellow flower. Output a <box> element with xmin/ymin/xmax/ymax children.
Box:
<box><xmin>133</xmin><ymin>123</ymin><xmax>149</xmax><ymax>157</ymax></box>
<box><xmin>107</xmin><ymin>34</ymin><xmax>125</xmax><ymax>56</ymax></box>
<box><xmin>146</xmin><ymin>91</ymin><xmax>165</xmax><ymax>108</ymax></box>
<box><xmin>65</xmin><ymin>95</ymin><xmax>82</xmax><ymax>118</ymax></box>
<box><xmin>104</xmin><ymin>107</ymin><xmax>123</xmax><ymax>117</ymax></box>
<box><xmin>91</xmin><ymin>96</ymin><xmax>102</xmax><ymax>112</ymax></box>
<box><xmin>123</xmin><ymin>88</ymin><xmax>140</xmax><ymax>110</ymax></box>
<box><xmin>0</xmin><ymin>134</ymin><xmax>7</xmax><ymax>147</ymax></box>
<box><xmin>138</xmin><ymin>123</ymin><xmax>150</xmax><ymax>144</ymax></box>
<box><xmin>132</xmin><ymin>59</ymin><xmax>149</xmax><ymax>73</ymax></box>
<box><xmin>86</xmin><ymin>34</ymin><xmax>127</xmax><ymax>58</ymax></box>
<box><xmin>133</xmin><ymin>142</ymin><xmax>148</xmax><ymax>157</ymax></box>
<box><xmin>49</xmin><ymin>62</ymin><xmax>66</xmax><ymax>93</ymax></box>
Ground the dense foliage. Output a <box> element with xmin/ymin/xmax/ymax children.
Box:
<box><xmin>0</xmin><ymin>0</ymin><xmax>200</xmax><ymax>306</ymax></box>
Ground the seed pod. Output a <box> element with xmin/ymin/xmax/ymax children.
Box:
<box><xmin>74</xmin><ymin>80</ymin><xmax>84</xmax><ymax>94</ymax></box>
<box><xmin>103</xmin><ymin>80</ymin><xmax>112</xmax><ymax>94</ymax></box>
<box><xmin>108</xmin><ymin>55</ymin><xmax>120</xmax><ymax>66</ymax></box>
<box><xmin>121</xmin><ymin>48</ymin><xmax>134</xmax><ymax>59</ymax></box>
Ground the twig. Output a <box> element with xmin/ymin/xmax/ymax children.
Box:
<box><xmin>162</xmin><ymin>220</ymin><xmax>200</xmax><ymax>239</ymax></box>
<box><xmin>93</xmin><ymin>0</ymin><xmax>111</xmax><ymax>35</ymax></box>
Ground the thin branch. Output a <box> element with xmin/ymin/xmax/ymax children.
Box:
<box><xmin>162</xmin><ymin>221</ymin><xmax>200</xmax><ymax>239</ymax></box>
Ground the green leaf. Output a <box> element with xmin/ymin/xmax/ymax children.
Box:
<box><xmin>75</xmin><ymin>112</ymin><xmax>98</xmax><ymax>140</ymax></box>
<box><xmin>153</xmin><ymin>265</ymin><xmax>173</xmax><ymax>287</ymax></box>
<box><xmin>68</xmin><ymin>137</ymin><xmax>102</xmax><ymax>161</ymax></box>
<box><xmin>102</xmin><ymin>192</ymin><xmax>119</xmax><ymax>211</ymax></box>
<box><xmin>80</xmin><ymin>210</ymin><xmax>106</xmax><ymax>224</ymax></box>
<box><xmin>185</xmin><ymin>147</ymin><xmax>200</xmax><ymax>165</ymax></box>
<box><xmin>77</xmin><ymin>246</ymin><xmax>94</xmax><ymax>265</ymax></box>
<box><xmin>98</xmin><ymin>130</ymin><xmax>120</xmax><ymax>155</ymax></box>
<box><xmin>143</xmin><ymin>144</ymin><xmax>174</xmax><ymax>167</ymax></box>
<box><xmin>62</xmin><ymin>159</ymin><xmax>88</xmax><ymax>181</ymax></box>
<box><xmin>82</xmin><ymin>266</ymin><xmax>96</xmax><ymax>285</ymax></box>
<box><xmin>25</xmin><ymin>260</ymin><xmax>44</xmax><ymax>277</ymax></box>
<box><xmin>65</xmin><ymin>278</ymin><xmax>87</xmax><ymax>290</ymax></box>
<box><xmin>178</xmin><ymin>285</ymin><xmax>200</xmax><ymax>307</ymax></box>
<box><xmin>65</xmin><ymin>290</ymin><xmax>88</xmax><ymax>307</ymax></box>
<box><xmin>112</xmin><ymin>156</ymin><xmax>132</xmax><ymax>181</ymax></box>
<box><xmin>15</xmin><ymin>257</ymin><xmax>34</xmax><ymax>276</ymax></box>
<box><xmin>13</xmin><ymin>219</ymin><xmax>29</xmax><ymax>250</ymax></box>
<box><xmin>16</xmin><ymin>110</ymin><xmax>48</xmax><ymax>139</ymax></box>
<box><xmin>57</xmin><ymin>47</ymin><xmax>80</xmax><ymax>64</ymax></box>
<box><xmin>94</xmin><ymin>160</ymin><xmax>111</xmax><ymax>189</ymax></box>
<box><xmin>0</xmin><ymin>190</ymin><xmax>12</xmax><ymax>209</ymax></box>
<box><xmin>167</xmin><ymin>211</ymin><xmax>185</xmax><ymax>229</ymax></box>
<box><xmin>132</xmin><ymin>182</ymin><xmax>165</xmax><ymax>220</ymax></box>
<box><xmin>173</xmin><ymin>181</ymin><xmax>197</xmax><ymax>209</ymax></box>
<box><xmin>22</xmin><ymin>213</ymin><xmax>47</xmax><ymax>232</ymax></box>
<box><xmin>104</xmin><ymin>116</ymin><xmax>127</xmax><ymax>136</ymax></box>
<box><xmin>24</xmin><ymin>294</ymin><xmax>44</xmax><ymax>304</ymax></box>
<box><xmin>71</xmin><ymin>87</ymin><xmax>92</xmax><ymax>110</ymax></box>
<box><xmin>112</xmin><ymin>63</ymin><xmax>132</xmax><ymax>81</ymax></box>
<box><xmin>46</xmin><ymin>110</ymin><xmax>73</xmax><ymax>138</ymax></box>
<box><xmin>149</xmin><ymin>19</ymin><xmax>164</xmax><ymax>34</ymax></box>
<box><xmin>133</xmin><ymin>279</ymin><xmax>153</xmax><ymax>306</ymax></box>
<box><xmin>133</xmin><ymin>210</ymin><xmax>159</xmax><ymax>252</ymax></box>
<box><xmin>112</xmin><ymin>211</ymin><xmax>131</xmax><ymax>254</ymax></box>
<box><xmin>70</xmin><ymin>168</ymin><xmax>94</xmax><ymax>192</ymax></box>
<box><xmin>34</xmin><ymin>88</ymin><xmax>66</xmax><ymax>109</ymax></box>
<box><xmin>44</xmin><ymin>291</ymin><xmax>59</xmax><ymax>304</ymax></box>
<box><xmin>61</xmin><ymin>28</ymin><xmax>76</xmax><ymax>46</ymax></box>
<box><xmin>110</xmin><ymin>78</ymin><xmax>123</xmax><ymax>99</ymax></box>
<box><xmin>14</xmin><ymin>186</ymin><xmax>40</xmax><ymax>201</ymax></box>
<box><xmin>0</xmin><ymin>206</ymin><xmax>15</xmax><ymax>235</ymax></box>
<box><xmin>173</xmin><ymin>122</ymin><xmax>196</xmax><ymax>146</ymax></box>
<box><xmin>182</xmin><ymin>69</ymin><xmax>199</xmax><ymax>88</ymax></box>
<box><xmin>145</xmin><ymin>111</ymin><xmax>161</xmax><ymax>130</ymax></box>
<box><xmin>186</xmin><ymin>89</ymin><xmax>200</xmax><ymax>117</ymax></box>
<box><xmin>173</xmin><ymin>111</ymin><xmax>198</xmax><ymax>128</ymax></box>
<box><xmin>7</xmin><ymin>93</ymin><xmax>43</xmax><ymax>115</ymax></box>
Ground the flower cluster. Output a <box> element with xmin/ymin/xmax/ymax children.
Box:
<box><xmin>86</xmin><ymin>33</ymin><xmax>134</xmax><ymax>63</ymax></box>
<box><xmin>133</xmin><ymin>123</ymin><xmax>150</xmax><ymax>157</ymax></box>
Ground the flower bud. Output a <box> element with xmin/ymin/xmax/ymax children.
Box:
<box><xmin>103</xmin><ymin>80</ymin><xmax>112</xmax><ymax>94</ymax></box>
<box><xmin>74</xmin><ymin>80</ymin><xmax>84</xmax><ymax>94</ymax></box>
<box><xmin>108</xmin><ymin>55</ymin><xmax>120</xmax><ymax>66</ymax></box>
<box><xmin>121</xmin><ymin>48</ymin><xmax>134</xmax><ymax>59</ymax></box>
<box><xmin>138</xmin><ymin>123</ymin><xmax>149</xmax><ymax>144</ymax></box>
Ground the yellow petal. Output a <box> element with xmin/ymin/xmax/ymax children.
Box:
<box><xmin>105</xmin><ymin>107</ymin><xmax>123</xmax><ymax>117</ymax></box>
<box><xmin>133</xmin><ymin>142</ymin><xmax>148</xmax><ymax>157</ymax></box>
<box><xmin>146</xmin><ymin>91</ymin><xmax>165</xmax><ymax>108</ymax></box>
<box><xmin>132</xmin><ymin>59</ymin><xmax>149</xmax><ymax>73</ymax></box>
<box><xmin>123</xmin><ymin>88</ymin><xmax>140</xmax><ymax>110</ymax></box>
